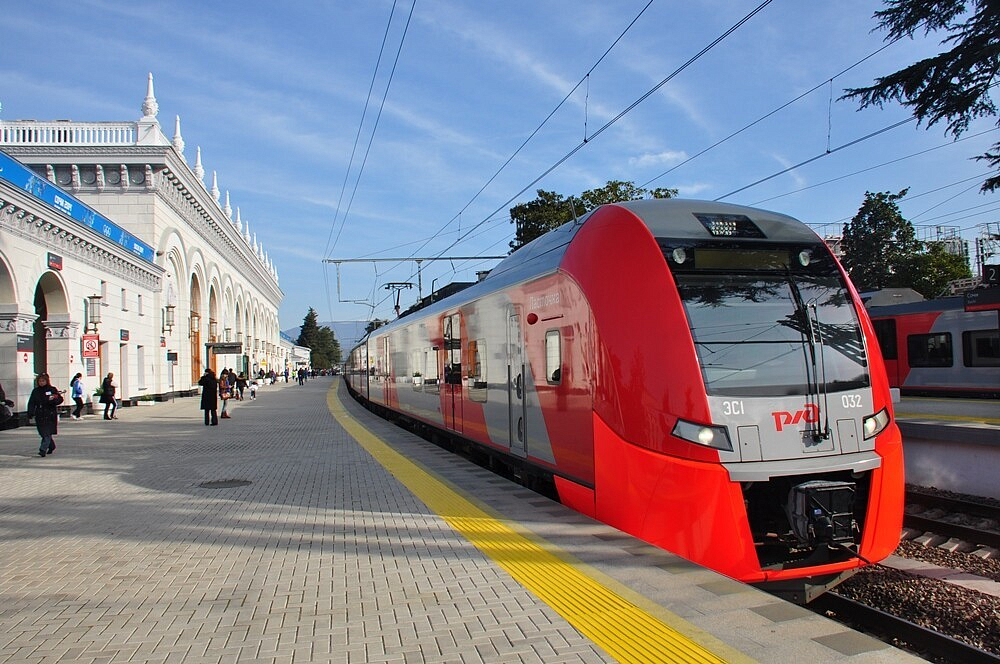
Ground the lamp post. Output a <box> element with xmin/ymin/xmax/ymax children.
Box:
<box><xmin>86</xmin><ymin>294</ymin><xmax>103</xmax><ymax>333</ymax></box>
<box><xmin>190</xmin><ymin>312</ymin><xmax>201</xmax><ymax>338</ymax></box>
<box><xmin>224</xmin><ymin>327</ymin><xmax>232</xmax><ymax>342</ymax></box>
<box><xmin>163</xmin><ymin>304</ymin><xmax>176</xmax><ymax>335</ymax></box>
<box><xmin>209</xmin><ymin>319</ymin><xmax>218</xmax><ymax>342</ymax></box>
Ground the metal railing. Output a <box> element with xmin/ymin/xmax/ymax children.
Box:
<box><xmin>0</xmin><ymin>121</ymin><xmax>137</xmax><ymax>146</ymax></box>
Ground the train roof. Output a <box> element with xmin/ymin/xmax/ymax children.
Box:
<box><xmin>361</xmin><ymin>199</ymin><xmax>822</xmax><ymax>342</ymax></box>
<box><xmin>867</xmin><ymin>296</ymin><xmax>966</xmax><ymax>316</ymax></box>
<box><xmin>613</xmin><ymin>199</ymin><xmax>821</xmax><ymax>243</ymax></box>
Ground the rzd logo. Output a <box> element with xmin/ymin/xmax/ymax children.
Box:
<box><xmin>771</xmin><ymin>404</ymin><xmax>819</xmax><ymax>432</ymax></box>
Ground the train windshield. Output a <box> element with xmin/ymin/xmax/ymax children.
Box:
<box><xmin>666</xmin><ymin>242</ymin><xmax>869</xmax><ymax>397</ymax></box>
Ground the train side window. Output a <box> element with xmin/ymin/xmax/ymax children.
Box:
<box><xmin>871</xmin><ymin>319</ymin><xmax>897</xmax><ymax>360</ymax></box>
<box><xmin>424</xmin><ymin>348</ymin><xmax>439</xmax><ymax>393</ymax></box>
<box><xmin>907</xmin><ymin>332</ymin><xmax>953</xmax><ymax>367</ymax></box>
<box><xmin>468</xmin><ymin>338</ymin><xmax>488</xmax><ymax>402</ymax></box>
<box><xmin>545</xmin><ymin>330</ymin><xmax>562</xmax><ymax>384</ymax></box>
<box><xmin>962</xmin><ymin>329</ymin><xmax>1000</xmax><ymax>367</ymax></box>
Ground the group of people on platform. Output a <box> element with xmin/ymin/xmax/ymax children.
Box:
<box><xmin>4</xmin><ymin>366</ymin><xmax>302</xmax><ymax>456</ymax></box>
<box><xmin>198</xmin><ymin>367</ymin><xmax>256</xmax><ymax>426</ymax></box>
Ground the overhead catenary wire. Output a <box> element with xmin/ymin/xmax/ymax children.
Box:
<box><xmin>323</xmin><ymin>0</ymin><xmax>402</xmax><ymax>261</ymax></box>
<box><xmin>429</xmin><ymin>0</ymin><xmax>775</xmax><ymax>266</ymax></box>
<box><xmin>639</xmin><ymin>37</ymin><xmax>902</xmax><ymax>189</ymax></box>
<box><xmin>387</xmin><ymin>0</ymin><xmax>657</xmax><ymax>277</ymax></box>
<box><xmin>714</xmin><ymin>117</ymin><xmax>916</xmax><ymax>201</ymax></box>
<box><xmin>326</xmin><ymin>0</ymin><xmax>417</xmax><ymax>259</ymax></box>
<box><xmin>750</xmin><ymin>127</ymin><xmax>999</xmax><ymax>205</ymax></box>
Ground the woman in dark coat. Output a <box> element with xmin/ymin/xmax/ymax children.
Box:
<box><xmin>198</xmin><ymin>368</ymin><xmax>219</xmax><ymax>426</ymax></box>
<box><xmin>27</xmin><ymin>373</ymin><xmax>63</xmax><ymax>457</ymax></box>
<box><xmin>100</xmin><ymin>372</ymin><xmax>117</xmax><ymax>420</ymax></box>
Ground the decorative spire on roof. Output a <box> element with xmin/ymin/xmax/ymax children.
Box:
<box><xmin>244</xmin><ymin>223</ymin><xmax>252</xmax><ymax>244</ymax></box>
<box><xmin>141</xmin><ymin>72</ymin><xmax>159</xmax><ymax>119</ymax></box>
<box><xmin>193</xmin><ymin>147</ymin><xmax>205</xmax><ymax>183</ymax></box>
<box><xmin>224</xmin><ymin>191</ymin><xmax>232</xmax><ymax>219</ymax></box>
<box><xmin>253</xmin><ymin>233</ymin><xmax>258</xmax><ymax>253</ymax></box>
<box><xmin>210</xmin><ymin>171</ymin><xmax>220</xmax><ymax>202</ymax></box>
<box><xmin>172</xmin><ymin>116</ymin><xmax>184</xmax><ymax>155</ymax></box>
<box><xmin>235</xmin><ymin>207</ymin><xmax>243</xmax><ymax>231</ymax></box>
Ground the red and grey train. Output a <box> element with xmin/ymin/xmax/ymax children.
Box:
<box><xmin>868</xmin><ymin>297</ymin><xmax>1000</xmax><ymax>397</ymax></box>
<box><xmin>346</xmin><ymin>199</ymin><xmax>904</xmax><ymax>600</ymax></box>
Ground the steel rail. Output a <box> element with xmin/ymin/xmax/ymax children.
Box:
<box><xmin>810</xmin><ymin>592</ymin><xmax>1000</xmax><ymax>664</ymax></box>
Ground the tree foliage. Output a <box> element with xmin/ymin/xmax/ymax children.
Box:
<box><xmin>842</xmin><ymin>190</ymin><xmax>920</xmax><ymax>291</ymax></box>
<box><xmin>296</xmin><ymin>307</ymin><xmax>341</xmax><ymax>368</ymax></box>
<box><xmin>508</xmin><ymin>180</ymin><xmax>677</xmax><ymax>252</ymax></box>
<box><xmin>900</xmin><ymin>241</ymin><xmax>972</xmax><ymax>298</ymax></box>
<box><xmin>842</xmin><ymin>1</ymin><xmax>1000</xmax><ymax>191</ymax></box>
<box><xmin>296</xmin><ymin>308</ymin><xmax>320</xmax><ymax>349</ymax></box>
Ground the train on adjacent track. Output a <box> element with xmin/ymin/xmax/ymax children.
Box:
<box><xmin>345</xmin><ymin>199</ymin><xmax>905</xmax><ymax>601</ymax></box>
<box><xmin>867</xmin><ymin>297</ymin><xmax>1000</xmax><ymax>397</ymax></box>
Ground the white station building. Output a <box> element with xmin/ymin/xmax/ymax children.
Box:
<box><xmin>0</xmin><ymin>74</ymin><xmax>285</xmax><ymax>412</ymax></box>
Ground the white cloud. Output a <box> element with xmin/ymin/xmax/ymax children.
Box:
<box><xmin>629</xmin><ymin>150</ymin><xmax>688</xmax><ymax>168</ymax></box>
<box><xmin>676</xmin><ymin>182</ymin><xmax>712</xmax><ymax>197</ymax></box>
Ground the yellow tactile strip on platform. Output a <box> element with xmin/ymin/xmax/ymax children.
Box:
<box><xmin>328</xmin><ymin>385</ymin><xmax>753</xmax><ymax>664</ymax></box>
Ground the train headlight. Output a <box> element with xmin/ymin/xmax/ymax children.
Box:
<box><xmin>862</xmin><ymin>408</ymin><xmax>891</xmax><ymax>439</ymax></box>
<box><xmin>672</xmin><ymin>419</ymin><xmax>733</xmax><ymax>451</ymax></box>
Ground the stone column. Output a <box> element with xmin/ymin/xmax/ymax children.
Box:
<box><xmin>0</xmin><ymin>309</ymin><xmax>39</xmax><ymax>411</ymax></box>
<box><xmin>42</xmin><ymin>315</ymin><xmax>78</xmax><ymax>398</ymax></box>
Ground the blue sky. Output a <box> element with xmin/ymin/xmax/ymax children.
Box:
<box><xmin>2</xmin><ymin>0</ymin><xmax>997</xmax><ymax>331</ymax></box>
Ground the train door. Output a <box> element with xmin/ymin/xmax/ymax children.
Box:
<box><xmin>507</xmin><ymin>308</ymin><xmax>526</xmax><ymax>457</ymax></box>
<box><xmin>382</xmin><ymin>336</ymin><xmax>391</xmax><ymax>407</ymax></box>
<box><xmin>442</xmin><ymin>313</ymin><xmax>463</xmax><ymax>432</ymax></box>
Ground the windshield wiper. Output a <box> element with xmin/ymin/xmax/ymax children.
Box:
<box><xmin>808</xmin><ymin>301</ymin><xmax>832</xmax><ymax>441</ymax></box>
<box><xmin>785</xmin><ymin>273</ymin><xmax>830</xmax><ymax>441</ymax></box>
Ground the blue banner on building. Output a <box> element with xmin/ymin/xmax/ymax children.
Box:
<box><xmin>0</xmin><ymin>150</ymin><xmax>156</xmax><ymax>264</ymax></box>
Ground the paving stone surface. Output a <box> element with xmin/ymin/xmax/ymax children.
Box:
<box><xmin>0</xmin><ymin>378</ymin><xmax>612</xmax><ymax>664</ymax></box>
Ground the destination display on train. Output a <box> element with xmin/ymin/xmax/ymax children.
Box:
<box><xmin>694</xmin><ymin>247</ymin><xmax>794</xmax><ymax>270</ymax></box>
<box><xmin>0</xmin><ymin>151</ymin><xmax>156</xmax><ymax>264</ymax></box>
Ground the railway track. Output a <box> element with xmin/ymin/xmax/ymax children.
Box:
<box><xmin>810</xmin><ymin>592</ymin><xmax>1000</xmax><ymax>664</ymax></box>
<box><xmin>904</xmin><ymin>488</ymin><xmax>1000</xmax><ymax>550</ymax></box>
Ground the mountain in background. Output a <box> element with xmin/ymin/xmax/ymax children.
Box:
<box><xmin>281</xmin><ymin>321</ymin><xmax>369</xmax><ymax>348</ymax></box>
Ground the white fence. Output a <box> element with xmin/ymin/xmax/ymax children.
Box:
<box><xmin>0</xmin><ymin>121</ymin><xmax>137</xmax><ymax>146</ymax></box>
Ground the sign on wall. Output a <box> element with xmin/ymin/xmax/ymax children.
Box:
<box><xmin>82</xmin><ymin>334</ymin><xmax>100</xmax><ymax>358</ymax></box>
<box><xmin>16</xmin><ymin>335</ymin><xmax>32</xmax><ymax>365</ymax></box>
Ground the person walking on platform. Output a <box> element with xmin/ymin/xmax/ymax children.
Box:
<box><xmin>199</xmin><ymin>368</ymin><xmax>219</xmax><ymax>426</ymax></box>
<box><xmin>28</xmin><ymin>373</ymin><xmax>63</xmax><ymax>457</ymax></box>
<box><xmin>219</xmin><ymin>368</ymin><xmax>232</xmax><ymax>419</ymax></box>
<box><xmin>235</xmin><ymin>373</ymin><xmax>248</xmax><ymax>400</ymax></box>
<box><xmin>100</xmin><ymin>373</ymin><xmax>118</xmax><ymax>420</ymax></box>
<box><xmin>70</xmin><ymin>373</ymin><xmax>85</xmax><ymax>419</ymax></box>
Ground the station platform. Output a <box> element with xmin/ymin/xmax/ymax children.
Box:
<box><xmin>0</xmin><ymin>378</ymin><xmax>923</xmax><ymax>663</ymax></box>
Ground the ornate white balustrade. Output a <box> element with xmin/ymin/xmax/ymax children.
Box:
<box><xmin>0</xmin><ymin>121</ymin><xmax>137</xmax><ymax>146</ymax></box>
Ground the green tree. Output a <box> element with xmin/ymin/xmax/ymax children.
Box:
<box><xmin>310</xmin><ymin>326</ymin><xmax>341</xmax><ymax>368</ymax></box>
<box><xmin>842</xmin><ymin>1</ymin><xmax>1000</xmax><ymax>191</ymax></box>
<box><xmin>842</xmin><ymin>190</ymin><xmax>920</xmax><ymax>291</ymax></box>
<box><xmin>508</xmin><ymin>190</ymin><xmax>577</xmax><ymax>253</ymax></box>
<box><xmin>296</xmin><ymin>307</ymin><xmax>320</xmax><ymax>349</ymax></box>
<box><xmin>899</xmin><ymin>241</ymin><xmax>972</xmax><ymax>298</ymax></box>
<box><xmin>508</xmin><ymin>180</ymin><xmax>677</xmax><ymax>252</ymax></box>
<box><xmin>294</xmin><ymin>308</ymin><xmax>342</xmax><ymax>368</ymax></box>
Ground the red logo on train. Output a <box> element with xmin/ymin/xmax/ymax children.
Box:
<box><xmin>771</xmin><ymin>403</ymin><xmax>819</xmax><ymax>432</ymax></box>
